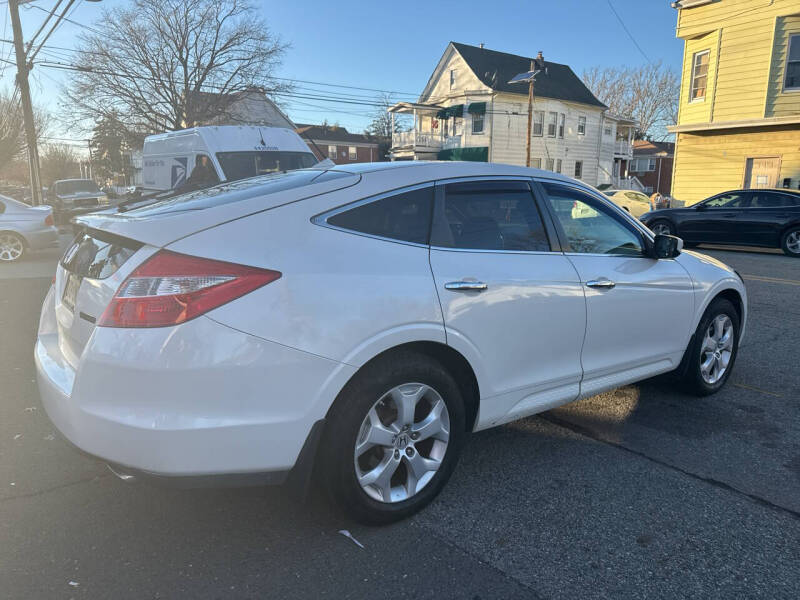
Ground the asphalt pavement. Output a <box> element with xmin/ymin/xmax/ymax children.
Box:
<box><xmin>1</xmin><ymin>242</ymin><xmax>799</xmax><ymax>599</ymax></box>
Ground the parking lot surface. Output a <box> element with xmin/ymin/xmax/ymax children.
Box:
<box><xmin>1</xmin><ymin>244</ymin><xmax>799</xmax><ymax>599</ymax></box>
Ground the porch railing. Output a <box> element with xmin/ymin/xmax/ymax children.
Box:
<box><xmin>392</xmin><ymin>131</ymin><xmax>443</xmax><ymax>148</ymax></box>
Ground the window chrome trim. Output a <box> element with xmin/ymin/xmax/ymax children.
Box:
<box><xmin>311</xmin><ymin>181</ymin><xmax>435</xmax><ymax>248</ymax></box>
<box><xmin>429</xmin><ymin>176</ymin><xmax>558</xmax><ymax>254</ymax></box>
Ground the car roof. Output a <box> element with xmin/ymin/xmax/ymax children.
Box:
<box><xmin>711</xmin><ymin>188</ymin><xmax>800</xmax><ymax>196</ymax></box>
<box><xmin>326</xmin><ymin>160</ymin><xmax>576</xmax><ymax>183</ymax></box>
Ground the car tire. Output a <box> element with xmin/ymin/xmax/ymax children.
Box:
<box><xmin>0</xmin><ymin>232</ymin><xmax>26</xmax><ymax>262</ymax></box>
<box><xmin>320</xmin><ymin>351</ymin><xmax>466</xmax><ymax>525</ymax></box>
<box><xmin>649</xmin><ymin>219</ymin><xmax>675</xmax><ymax>236</ymax></box>
<box><xmin>780</xmin><ymin>226</ymin><xmax>800</xmax><ymax>257</ymax></box>
<box><xmin>680</xmin><ymin>298</ymin><xmax>740</xmax><ymax>397</ymax></box>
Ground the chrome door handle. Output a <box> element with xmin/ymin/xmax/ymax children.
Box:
<box><xmin>586</xmin><ymin>279</ymin><xmax>616</xmax><ymax>289</ymax></box>
<box><xmin>444</xmin><ymin>281</ymin><xmax>488</xmax><ymax>291</ymax></box>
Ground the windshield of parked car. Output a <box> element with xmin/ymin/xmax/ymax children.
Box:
<box><xmin>216</xmin><ymin>151</ymin><xmax>318</xmax><ymax>181</ymax></box>
<box><xmin>54</xmin><ymin>180</ymin><xmax>101</xmax><ymax>195</ymax></box>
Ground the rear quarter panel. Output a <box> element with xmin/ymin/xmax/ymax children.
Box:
<box><xmin>166</xmin><ymin>181</ymin><xmax>446</xmax><ymax>369</ymax></box>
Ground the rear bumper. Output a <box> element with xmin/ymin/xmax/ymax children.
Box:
<box><xmin>35</xmin><ymin>287</ymin><xmax>356</xmax><ymax>478</ymax></box>
<box><xmin>25</xmin><ymin>227</ymin><xmax>59</xmax><ymax>250</ymax></box>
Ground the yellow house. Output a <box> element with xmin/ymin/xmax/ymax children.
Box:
<box><xmin>669</xmin><ymin>0</ymin><xmax>800</xmax><ymax>205</ymax></box>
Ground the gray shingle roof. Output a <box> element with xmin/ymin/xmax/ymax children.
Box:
<box><xmin>451</xmin><ymin>42</ymin><xmax>606</xmax><ymax>108</ymax></box>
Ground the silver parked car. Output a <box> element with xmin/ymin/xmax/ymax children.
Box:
<box><xmin>0</xmin><ymin>195</ymin><xmax>58</xmax><ymax>262</ymax></box>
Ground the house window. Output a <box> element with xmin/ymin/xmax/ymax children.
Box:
<box><xmin>472</xmin><ymin>113</ymin><xmax>484</xmax><ymax>134</ymax></box>
<box><xmin>531</xmin><ymin>158</ymin><xmax>542</xmax><ymax>168</ymax></box>
<box><xmin>574</xmin><ymin>160</ymin><xmax>583</xmax><ymax>178</ymax></box>
<box><xmin>547</xmin><ymin>111</ymin><xmax>558</xmax><ymax>137</ymax></box>
<box><xmin>349</xmin><ymin>146</ymin><xmax>358</xmax><ymax>160</ymax></box>
<box><xmin>328</xmin><ymin>145</ymin><xmax>337</xmax><ymax>159</ymax></box>
<box><xmin>631</xmin><ymin>158</ymin><xmax>656</xmax><ymax>172</ymax></box>
<box><xmin>558</xmin><ymin>114</ymin><xmax>565</xmax><ymax>138</ymax></box>
<box><xmin>556</xmin><ymin>159</ymin><xmax>562</xmax><ymax>173</ymax></box>
<box><xmin>452</xmin><ymin>117</ymin><xmax>461</xmax><ymax>136</ymax></box>
<box><xmin>533</xmin><ymin>111</ymin><xmax>544</xmax><ymax>136</ymax></box>
<box><xmin>690</xmin><ymin>50</ymin><xmax>710</xmax><ymax>102</ymax></box>
<box><xmin>785</xmin><ymin>34</ymin><xmax>800</xmax><ymax>90</ymax></box>
<box><xmin>577</xmin><ymin>116</ymin><xmax>586</xmax><ymax>135</ymax></box>
<box><xmin>546</xmin><ymin>158</ymin><xmax>555</xmax><ymax>171</ymax></box>
<box><xmin>450</xmin><ymin>69</ymin><xmax>457</xmax><ymax>89</ymax></box>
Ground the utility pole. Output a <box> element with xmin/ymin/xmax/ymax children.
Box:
<box><xmin>8</xmin><ymin>0</ymin><xmax>44</xmax><ymax>206</ymax></box>
<box><xmin>509</xmin><ymin>56</ymin><xmax>541</xmax><ymax>169</ymax></box>
<box><xmin>524</xmin><ymin>60</ymin><xmax>535</xmax><ymax>168</ymax></box>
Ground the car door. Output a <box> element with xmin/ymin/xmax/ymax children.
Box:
<box><xmin>742</xmin><ymin>191</ymin><xmax>794</xmax><ymax>247</ymax></box>
<box><xmin>680</xmin><ymin>191</ymin><xmax>752</xmax><ymax>244</ymax></box>
<box><xmin>538</xmin><ymin>181</ymin><xmax>695</xmax><ymax>397</ymax></box>
<box><xmin>428</xmin><ymin>178</ymin><xmax>586</xmax><ymax>428</ymax></box>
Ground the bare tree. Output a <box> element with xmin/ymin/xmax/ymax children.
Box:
<box><xmin>40</xmin><ymin>144</ymin><xmax>80</xmax><ymax>186</ymax></box>
<box><xmin>0</xmin><ymin>90</ymin><xmax>49</xmax><ymax>173</ymax></box>
<box><xmin>365</xmin><ymin>93</ymin><xmax>403</xmax><ymax>139</ymax></box>
<box><xmin>582</xmin><ymin>62</ymin><xmax>679</xmax><ymax>140</ymax></box>
<box><xmin>62</xmin><ymin>0</ymin><xmax>289</xmax><ymax>138</ymax></box>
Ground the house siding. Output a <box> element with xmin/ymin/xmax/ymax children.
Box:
<box><xmin>672</xmin><ymin>126</ymin><xmax>800</xmax><ymax>204</ymax></box>
<box><xmin>766</xmin><ymin>15</ymin><xmax>800</xmax><ymax>118</ymax></box>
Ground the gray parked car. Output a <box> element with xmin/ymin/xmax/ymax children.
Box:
<box><xmin>0</xmin><ymin>195</ymin><xmax>58</xmax><ymax>262</ymax></box>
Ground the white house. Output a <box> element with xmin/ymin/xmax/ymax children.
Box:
<box><xmin>388</xmin><ymin>42</ymin><xmax>637</xmax><ymax>188</ymax></box>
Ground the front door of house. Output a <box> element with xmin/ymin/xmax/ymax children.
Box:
<box><xmin>744</xmin><ymin>157</ymin><xmax>781</xmax><ymax>189</ymax></box>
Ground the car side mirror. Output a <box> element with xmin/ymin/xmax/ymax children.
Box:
<box><xmin>695</xmin><ymin>203</ymin><xmax>706</xmax><ymax>211</ymax></box>
<box><xmin>652</xmin><ymin>234</ymin><xmax>683</xmax><ymax>259</ymax></box>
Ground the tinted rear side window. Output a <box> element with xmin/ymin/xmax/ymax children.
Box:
<box><xmin>431</xmin><ymin>180</ymin><xmax>550</xmax><ymax>251</ymax></box>
<box><xmin>326</xmin><ymin>186</ymin><xmax>433</xmax><ymax>245</ymax></box>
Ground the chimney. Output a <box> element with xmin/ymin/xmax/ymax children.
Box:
<box><xmin>535</xmin><ymin>50</ymin><xmax>545</xmax><ymax>71</ymax></box>
<box><xmin>479</xmin><ymin>43</ymin><xmax>485</xmax><ymax>49</ymax></box>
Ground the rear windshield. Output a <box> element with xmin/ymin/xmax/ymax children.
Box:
<box><xmin>61</xmin><ymin>230</ymin><xmax>142</xmax><ymax>280</ymax></box>
<box><xmin>119</xmin><ymin>169</ymin><xmax>354</xmax><ymax>217</ymax></box>
<box><xmin>55</xmin><ymin>180</ymin><xmax>100</xmax><ymax>195</ymax></box>
<box><xmin>216</xmin><ymin>151</ymin><xmax>318</xmax><ymax>181</ymax></box>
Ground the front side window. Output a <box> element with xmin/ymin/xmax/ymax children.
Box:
<box><xmin>325</xmin><ymin>186</ymin><xmax>433</xmax><ymax>245</ymax></box>
<box><xmin>543</xmin><ymin>183</ymin><xmax>643</xmax><ymax>256</ymax></box>
<box><xmin>547</xmin><ymin>111</ymin><xmax>558</xmax><ymax>137</ymax></box>
<box><xmin>690</xmin><ymin>50</ymin><xmax>710</xmax><ymax>102</ymax></box>
<box><xmin>558</xmin><ymin>114</ymin><xmax>565</xmax><ymax>138</ymax></box>
<box><xmin>533</xmin><ymin>111</ymin><xmax>544</xmax><ymax>136</ymax></box>
<box><xmin>431</xmin><ymin>180</ymin><xmax>550</xmax><ymax>252</ymax></box>
<box><xmin>703</xmin><ymin>192</ymin><xmax>750</xmax><ymax>208</ymax></box>
<box><xmin>472</xmin><ymin>113</ymin><xmax>484</xmax><ymax>134</ymax></box>
<box><xmin>348</xmin><ymin>146</ymin><xmax>358</xmax><ymax>160</ymax></box>
<box><xmin>577</xmin><ymin>116</ymin><xmax>586</xmax><ymax>135</ymax></box>
<box><xmin>785</xmin><ymin>34</ymin><xmax>800</xmax><ymax>90</ymax></box>
<box><xmin>328</xmin><ymin>145</ymin><xmax>337</xmax><ymax>159</ymax></box>
<box><xmin>574</xmin><ymin>161</ymin><xmax>583</xmax><ymax>179</ymax></box>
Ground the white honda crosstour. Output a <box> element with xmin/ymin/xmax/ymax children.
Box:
<box><xmin>36</xmin><ymin>162</ymin><xmax>746</xmax><ymax>523</ymax></box>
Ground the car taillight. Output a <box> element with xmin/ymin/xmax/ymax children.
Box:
<box><xmin>98</xmin><ymin>250</ymin><xmax>281</xmax><ymax>328</ymax></box>
<box><xmin>44</xmin><ymin>214</ymin><xmax>54</xmax><ymax>227</ymax></box>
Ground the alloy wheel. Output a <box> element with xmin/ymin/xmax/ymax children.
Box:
<box><xmin>699</xmin><ymin>314</ymin><xmax>734</xmax><ymax>385</ymax></box>
<box><xmin>354</xmin><ymin>382</ymin><xmax>450</xmax><ymax>503</ymax></box>
<box><xmin>786</xmin><ymin>231</ymin><xmax>800</xmax><ymax>255</ymax></box>
<box><xmin>0</xmin><ymin>233</ymin><xmax>24</xmax><ymax>262</ymax></box>
<box><xmin>651</xmin><ymin>222</ymin><xmax>672</xmax><ymax>236</ymax></box>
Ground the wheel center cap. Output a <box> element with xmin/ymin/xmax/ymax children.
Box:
<box><xmin>714</xmin><ymin>350</ymin><xmax>722</xmax><ymax>359</ymax></box>
<box><xmin>394</xmin><ymin>433</ymin><xmax>411</xmax><ymax>449</ymax></box>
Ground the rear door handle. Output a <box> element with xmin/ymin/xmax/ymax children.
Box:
<box><xmin>445</xmin><ymin>281</ymin><xmax>488</xmax><ymax>291</ymax></box>
<box><xmin>586</xmin><ymin>279</ymin><xmax>616</xmax><ymax>289</ymax></box>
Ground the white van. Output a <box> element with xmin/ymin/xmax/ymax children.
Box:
<box><xmin>141</xmin><ymin>126</ymin><xmax>323</xmax><ymax>192</ymax></box>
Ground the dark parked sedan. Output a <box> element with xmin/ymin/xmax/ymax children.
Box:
<box><xmin>641</xmin><ymin>189</ymin><xmax>800</xmax><ymax>257</ymax></box>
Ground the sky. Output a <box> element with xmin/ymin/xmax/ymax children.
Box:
<box><xmin>1</xmin><ymin>0</ymin><xmax>683</xmax><ymax>146</ymax></box>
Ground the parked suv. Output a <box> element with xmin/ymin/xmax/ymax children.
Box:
<box><xmin>36</xmin><ymin>162</ymin><xmax>747</xmax><ymax>523</ymax></box>
<box><xmin>49</xmin><ymin>179</ymin><xmax>109</xmax><ymax>222</ymax></box>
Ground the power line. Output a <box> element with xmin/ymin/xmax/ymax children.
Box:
<box><xmin>606</xmin><ymin>0</ymin><xmax>651</xmax><ymax>63</ymax></box>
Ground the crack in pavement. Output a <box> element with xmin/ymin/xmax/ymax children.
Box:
<box><xmin>539</xmin><ymin>414</ymin><xmax>800</xmax><ymax>522</ymax></box>
<box><xmin>0</xmin><ymin>472</ymin><xmax>111</xmax><ymax>504</ymax></box>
